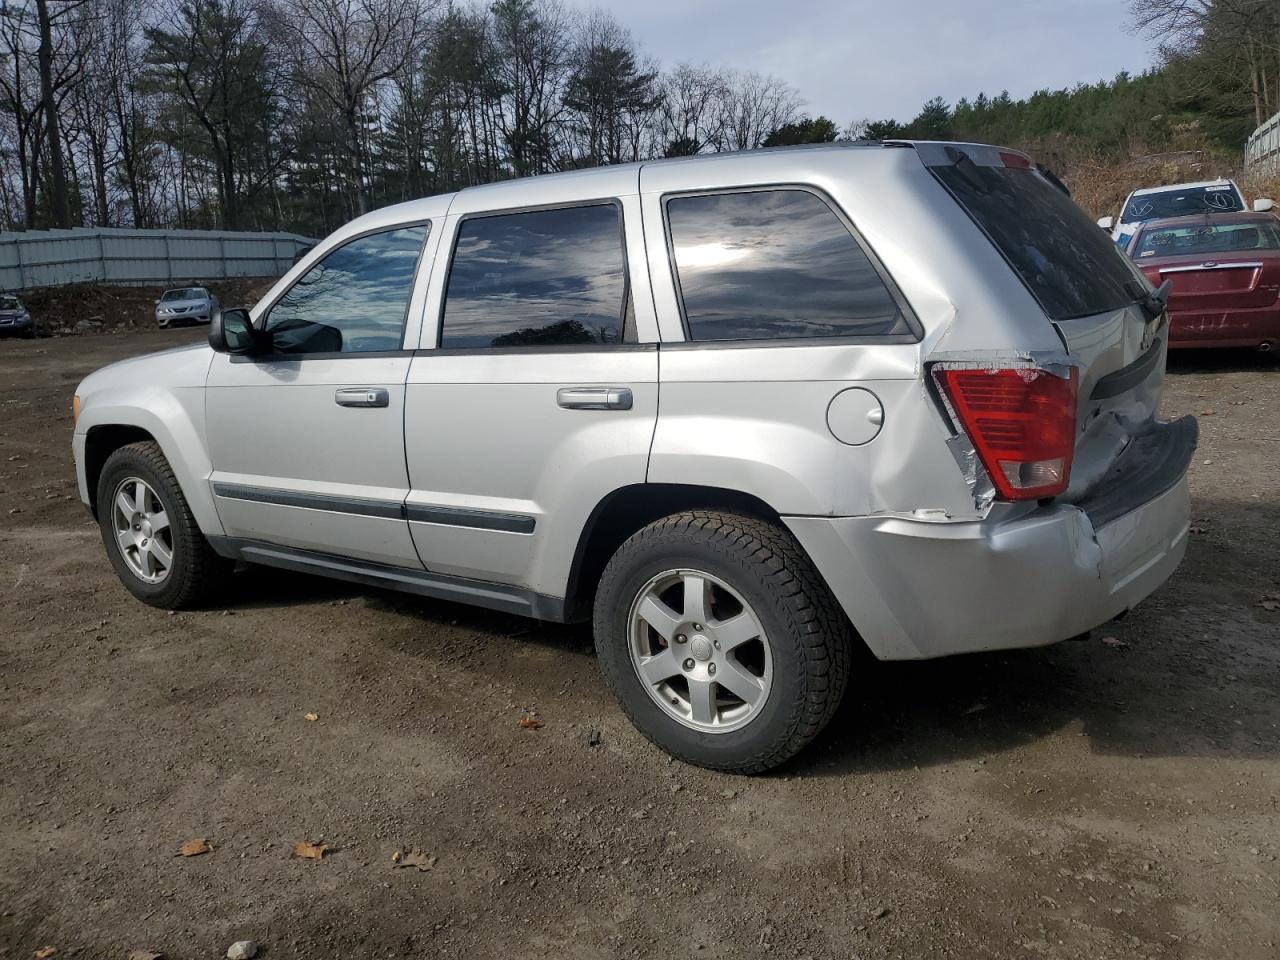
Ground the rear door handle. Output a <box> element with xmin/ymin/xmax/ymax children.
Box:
<box><xmin>556</xmin><ymin>386</ymin><xmax>633</xmax><ymax>411</ymax></box>
<box><xmin>335</xmin><ymin>387</ymin><xmax>389</xmax><ymax>408</ymax></box>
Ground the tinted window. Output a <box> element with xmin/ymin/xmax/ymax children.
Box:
<box><xmin>441</xmin><ymin>204</ymin><xmax>630</xmax><ymax>349</ymax></box>
<box><xmin>1122</xmin><ymin>185</ymin><xmax>1243</xmax><ymax>224</ymax></box>
<box><xmin>1133</xmin><ymin>218</ymin><xmax>1280</xmax><ymax>258</ymax></box>
<box><xmin>665</xmin><ymin>190</ymin><xmax>911</xmax><ymax>342</ymax></box>
<box><xmin>265</xmin><ymin>225</ymin><xmax>427</xmax><ymax>354</ymax></box>
<box><xmin>932</xmin><ymin>159</ymin><xmax>1143</xmax><ymax>321</ymax></box>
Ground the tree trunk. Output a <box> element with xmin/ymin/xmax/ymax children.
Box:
<box><xmin>34</xmin><ymin>0</ymin><xmax>71</xmax><ymax>228</ymax></box>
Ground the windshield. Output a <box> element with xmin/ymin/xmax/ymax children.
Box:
<box><xmin>1133</xmin><ymin>219</ymin><xmax>1280</xmax><ymax>259</ymax></box>
<box><xmin>0</xmin><ymin>296</ymin><xmax>20</xmax><ymax>310</ymax></box>
<box><xmin>1122</xmin><ymin>185</ymin><xmax>1242</xmax><ymax>224</ymax></box>
<box><xmin>161</xmin><ymin>288</ymin><xmax>204</xmax><ymax>301</ymax></box>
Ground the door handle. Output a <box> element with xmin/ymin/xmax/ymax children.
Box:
<box><xmin>556</xmin><ymin>386</ymin><xmax>633</xmax><ymax>410</ymax></box>
<box><xmin>335</xmin><ymin>387</ymin><xmax>389</xmax><ymax>408</ymax></box>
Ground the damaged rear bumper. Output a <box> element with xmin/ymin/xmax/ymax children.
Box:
<box><xmin>785</xmin><ymin>416</ymin><xmax>1197</xmax><ymax>661</ymax></box>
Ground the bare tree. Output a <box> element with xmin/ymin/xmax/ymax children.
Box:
<box><xmin>657</xmin><ymin>63</ymin><xmax>728</xmax><ymax>156</ymax></box>
<box><xmin>718</xmin><ymin>69</ymin><xmax>802</xmax><ymax>151</ymax></box>
<box><xmin>282</xmin><ymin>0</ymin><xmax>432</xmax><ymax>215</ymax></box>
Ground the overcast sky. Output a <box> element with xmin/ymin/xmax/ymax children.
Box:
<box><xmin>592</xmin><ymin>0</ymin><xmax>1158</xmax><ymax>124</ymax></box>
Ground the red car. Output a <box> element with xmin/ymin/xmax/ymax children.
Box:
<box><xmin>1126</xmin><ymin>211</ymin><xmax>1280</xmax><ymax>350</ymax></box>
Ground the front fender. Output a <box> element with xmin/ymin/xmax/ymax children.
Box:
<box><xmin>74</xmin><ymin>348</ymin><xmax>222</xmax><ymax>537</ymax></box>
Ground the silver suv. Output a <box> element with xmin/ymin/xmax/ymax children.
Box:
<box><xmin>72</xmin><ymin>142</ymin><xmax>1196</xmax><ymax>773</ymax></box>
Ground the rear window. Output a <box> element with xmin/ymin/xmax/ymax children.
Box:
<box><xmin>931</xmin><ymin>156</ymin><xmax>1143</xmax><ymax>321</ymax></box>
<box><xmin>1123</xmin><ymin>185</ymin><xmax>1243</xmax><ymax>224</ymax></box>
<box><xmin>1133</xmin><ymin>219</ymin><xmax>1280</xmax><ymax>258</ymax></box>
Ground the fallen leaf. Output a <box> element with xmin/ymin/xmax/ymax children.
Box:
<box><xmin>127</xmin><ymin>951</ymin><xmax>164</xmax><ymax>960</ymax></box>
<box><xmin>178</xmin><ymin>837</ymin><xmax>212</xmax><ymax>857</ymax></box>
<box><xmin>34</xmin><ymin>948</ymin><xmax>57</xmax><ymax>959</ymax></box>
<box><xmin>291</xmin><ymin>839</ymin><xmax>328</xmax><ymax>860</ymax></box>
<box><xmin>1200</xmin><ymin>409</ymin><xmax>1215</xmax><ymax>416</ymax></box>
<box><xmin>392</xmin><ymin>848</ymin><xmax>437</xmax><ymax>872</ymax></box>
<box><xmin>1101</xmin><ymin>636</ymin><xmax>1128</xmax><ymax>648</ymax></box>
<box><xmin>303</xmin><ymin>712</ymin><xmax>318</xmax><ymax>722</ymax></box>
<box><xmin>1262</xmin><ymin>600</ymin><xmax>1279</xmax><ymax>612</ymax></box>
<box><xmin>518</xmin><ymin>715</ymin><xmax>543</xmax><ymax>730</ymax></box>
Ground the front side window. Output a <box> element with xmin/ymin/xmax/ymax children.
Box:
<box><xmin>665</xmin><ymin>189</ymin><xmax>911</xmax><ymax>342</ymax></box>
<box><xmin>440</xmin><ymin>203</ymin><xmax>630</xmax><ymax>349</ymax></box>
<box><xmin>264</xmin><ymin>225</ymin><xmax>428</xmax><ymax>354</ymax></box>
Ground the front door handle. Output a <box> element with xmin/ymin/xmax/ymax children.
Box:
<box><xmin>335</xmin><ymin>387</ymin><xmax>389</xmax><ymax>408</ymax></box>
<box><xmin>557</xmin><ymin>386</ymin><xmax>633</xmax><ymax>410</ymax></box>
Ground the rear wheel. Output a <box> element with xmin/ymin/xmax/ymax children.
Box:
<box><xmin>96</xmin><ymin>441</ymin><xmax>231</xmax><ymax>609</ymax></box>
<box><xmin>593</xmin><ymin>510</ymin><xmax>852</xmax><ymax>774</ymax></box>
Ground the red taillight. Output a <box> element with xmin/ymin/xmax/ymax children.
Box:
<box><xmin>935</xmin><ymin>365</ymin><xmax>1078</xmax><ymax>500</ymax></box>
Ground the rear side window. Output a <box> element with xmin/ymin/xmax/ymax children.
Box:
<box><xmin>931</xmin><ymin>157</ymin><xmax>1143</xmax><ymax>321</ymax></box>
<box><xmin>441</xmin><ymin>203</ymin><xmax>631</xmax><ymax>349</ymax></box>
<box><xmin>665</xmin><ymin>189</ymin><xmax>912</xmax><ymax>342</ymax></box>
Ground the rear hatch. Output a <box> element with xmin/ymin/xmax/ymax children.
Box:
<box><xmin>916</xmin><ymin>143</ymin><xmax>1190</xmax><ymax>504</ymax></box>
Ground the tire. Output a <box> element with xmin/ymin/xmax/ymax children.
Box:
<box><xmin>593</xmin><ymin>510</ymin><xmax>853</xmax><ymax>774</ymax></box>
<box><xmin>96</xmin><ymin>441</ymin><xmax>231</xmax><ymax>609</ymax></box>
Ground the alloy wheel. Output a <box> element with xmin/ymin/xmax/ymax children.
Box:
<box><xmin>110</xmin><ymin>476</ymin><xmax>174</xmax><ymax>584</ymax></box>
<box><xmin>627</xmin><ymin>568</ymin><xmax>773</xmax><ymax>733</ymax></box>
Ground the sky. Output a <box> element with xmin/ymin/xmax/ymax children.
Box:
<box><xmin>592</xmin><ymin>0</ymin><xmax>1159</xmax><ymax>124</ymax></box>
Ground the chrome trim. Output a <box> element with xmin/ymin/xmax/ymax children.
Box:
<box><xmin>1158</xmin><ymin>261</ymin><xmax>1264</xmax><ymax>273</ymax></box>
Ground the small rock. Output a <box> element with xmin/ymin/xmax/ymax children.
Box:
<box><xmin>720</xmin><ymin>788</ymin><xmax>737</xmax><ymax>799</ymax></box>
<box><xmin>670</xmin><ymin>783</ymin><xmax>682</xmax><ymax>793</ymax></box>
<box><xmin>226</xmin><ymin>942</ymin><xmax>258</xmax><ymax>960</ymax></box>
<box><xmin>872</xmin><ymin>906</ymin><xmax>890</xmax><ymax>919</ymax></box>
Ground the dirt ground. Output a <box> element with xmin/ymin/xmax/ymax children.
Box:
<box><xmin>1</xmin><ymin>328</ymin><xmax>1277</xmax><ymax>960</ymax></box>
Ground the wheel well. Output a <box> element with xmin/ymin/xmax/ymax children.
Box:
<box><xmin>84</xmin><ymin>425</ymin><xmax>156</xmax><ymax>517</ymax></box>
<box><xmin>563</xmin><ymin>484</ymin><xmax>785</xmax><ymax>622</ymax></box>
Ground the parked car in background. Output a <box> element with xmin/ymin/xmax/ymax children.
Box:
<box><xmin>73</xmin><ymin>142</ymin><xmax>1196</xmax><ymax>773</ymax></box>
<box><xmin>0</xmin><ymin>292</ymin><xmax>34</xmax><ymax>338</ymax></box>
<box><xmin>1126</xmin><ymin>211</ymin><xmax>1280</xmax><ymax>350</ymax></box>
<box><xmin>155</xmin><ymin>287</ymin><xmax>218</xmax><ymax>328</ymax></box>
<box><xmin>1098</xmin><ymin>179</ymin><xmax>1272</xmax><ymax>247</ymax></box>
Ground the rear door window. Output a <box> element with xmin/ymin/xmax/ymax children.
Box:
<box><xmin>664</xmin><ymin>188</ymin><xmax>913</xmax><ymax>342</ymax></box>
<box><xmin>440</xmin><ymin>203</ymin><xmax>632</xmax><ymax>349</ymax></box>
<box><xmin>930</xmin><ymin>153</ymin><xmax>1145</xmax><ymax>321</ymax></box>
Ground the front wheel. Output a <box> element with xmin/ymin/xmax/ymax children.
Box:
<box><xmin>593</xmin><ymin>510</ymin><xmax>853</xmax><ymax>774</ymax></box>
<box><xmin>96</xmin><ymin>441</ymin><xmax>231</xmax><ymax>609</ymax></box>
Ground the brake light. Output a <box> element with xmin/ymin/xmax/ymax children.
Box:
<box><xmin>999</xmin><ymin>151</ymin><xmax>1032</xmax><ymax>169</ymax></box>
<box><xmin>935</xmin><ymin>365</ymin><xmax>1078</xmax><ymax>500</ymax></box>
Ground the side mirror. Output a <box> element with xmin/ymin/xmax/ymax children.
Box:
<box><xmin>209</xmin><ymin>307</ymin><xmax>259</xmax><ymax>355</ymax></box>
<box><xmin>1253</xmin><ymin>198</ymin><xmax>1274</xmax><ymax>212</ymax></box>
<box><xmin>1097</xmin><ymin>216</ymin><xmax>1114</xmax><ymax>230</ymax></box>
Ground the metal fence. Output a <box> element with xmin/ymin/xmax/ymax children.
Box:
<box><xmin>0</xmin><ymin>227</ymin><xmax>314</xmax><ymax>291</ymax></box>
<box><xmin>1246</xmin><ymin>110</ymin><xmax>1280</xmax><ymax>176</ymax></box>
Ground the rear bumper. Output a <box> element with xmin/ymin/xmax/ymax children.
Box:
<box><xmin>785</xmin><ymin>417</ymin><xmax>1197</xmax><ymax>661</ymax></box>
<box><xmin>1168</xmin><ymin>307</ymin><xmax>1280</xmax><ymax>348</ymax></box>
